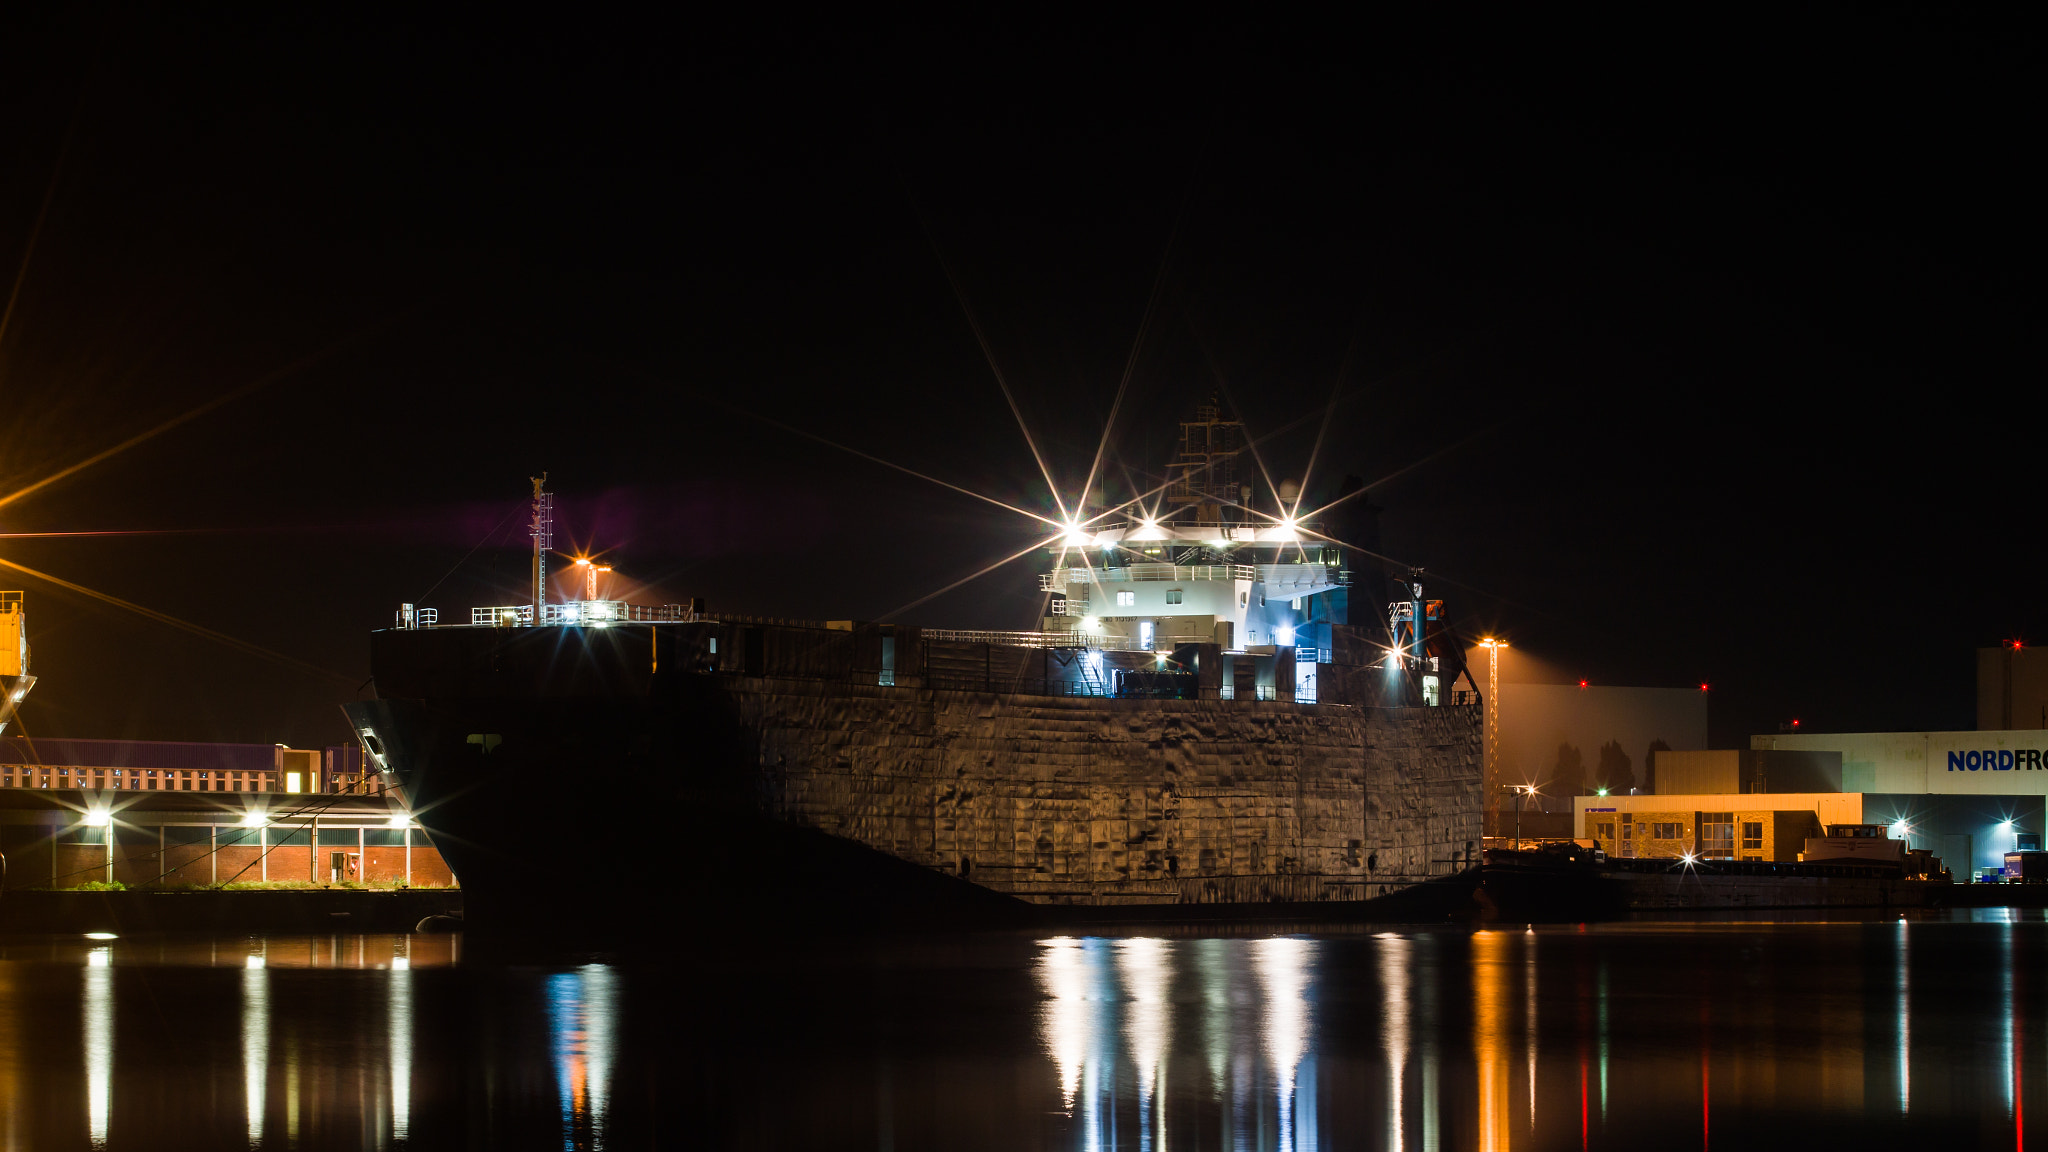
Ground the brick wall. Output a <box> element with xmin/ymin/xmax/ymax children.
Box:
<box><xmin>741</xmin><ymin>679</ymin><xmax>1482</xmax><ymax>905</ymax></box>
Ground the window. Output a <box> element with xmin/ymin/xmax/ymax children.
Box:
<box><xmin>1651</xmin><ymin>822</ymin><xmax>1684</xmax><ymax>840</ymax></box>
<box><xmin>1164</xmin><ymin>589</ymin><xmax>1183</xmax><ymax>605</ymax></box>
<box><xmin>1700</xmin><ymin>813</ymin><xmax>1734</xmax><ymax>857</ymax></box>
<box><xmin>1291</xmin><ymin>597</ymin><xmax>1302</xmax><ymax>610</ymax></box>
<box><xmin>2021</xmin><ymin>834</ymin><xmax>2043</xmax><ymax>852</ymax></box>
<box><xmin>1116</xmin><ymin>591</ymin><xmax>1136</xmax><ymax>607</ymax></box>
<box><xmin>1594</xmin><ymin>821</ymin><xmax>1615</xmax><ymax>843</ymax></box>
<box><xmin>1741</xmin><ymin>822</ymin><xmax>1763</xmax><ymax>850</ymax></box>
<box><xmin>1239</xmin><ymin>592</ymin><xmax>1248</xmax><ymax>607</ymax></box>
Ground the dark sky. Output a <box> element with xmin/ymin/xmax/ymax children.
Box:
<box><xmin>0</xmin><ymin>10</ymin><xmax>2037</xmax><ymax>750</ymax></box>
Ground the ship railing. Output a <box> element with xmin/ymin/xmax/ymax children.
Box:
<box><xmin>1040</xmin><ymin>564</ymin><xmax>1257</xmax><ymax>589</ymax></box>
<box><xmin>921</xmin><ymin>673</ymin><xmax>1202</xmax><ymax>700</ymax></box>
<box><xmin>468</xmin><ymin>603</ymin><xmax>703</xmax><ymax>627</ymax></box>
<box><xmin>920</xmin><ymin>628</ymin><xmax>1155</xmax><ymax>652</ymax></box>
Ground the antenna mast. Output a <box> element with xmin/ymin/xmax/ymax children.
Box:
<box><xmin>529</xmin><ymin>474</ymin><xmax>553</xmax><ymax>624</ymax></box>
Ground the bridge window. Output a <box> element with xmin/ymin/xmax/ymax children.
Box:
<box><xmin>1164</xmin><ymin>589</ymin><xmax>1183</xmax><ymax>605</ymax></box>
<box><xmin>1116</xmin><ymin>591</ymin><xmax>1135</xmax><ymax>607</ymax></box>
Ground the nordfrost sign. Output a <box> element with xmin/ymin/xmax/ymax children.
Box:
<box><xmin>1948</xmin><ymin>748</ymin><xmax>2048</xmax><ymax>772</ymax></box>
<box><xmin>1934</xmin><ymin>733</ymin><xmax>2048</xmax><ymax>793</ymax></box>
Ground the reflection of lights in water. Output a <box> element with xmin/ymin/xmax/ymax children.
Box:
<box><xmin>1194</xmin><ymin>938</ymin><xmax>1232</xmax><ymax>1098</ymax></box>
<box><xmin>1377</xmin><ymin>934</ymin><xmax>1411</xmax><ymax>1152</ymax></box>
<box><xmin>244</xmin><ymin>952</ymin><xmax>270</xmax><ymax>1149</ymax></box>
<box><xmin>85</xmin><ymin>946</ymin><xmax>113</xmax><ymax>1150</ymax></box>
<box><xmin>1036</xmin><ymin>937</ymin><xmax>1090</xmax><ymax>1111</ymax></box>
<box><xmin>1253</xmin><ymin>936</ymin><xmax>1314</xmax><ymax>1152</ymax></box>
<box><xmin>549</xmin><ymin>964</ymin><xmax>619</xmax><ymax>1150</ymax></box>
<box><xmin>1419</xmin><ymin>934</ymin><xmax>1441</xmax><ymax>1152</ymax></box>
<box><xmin>1896</xmin><ymin>919</ymin><xmax>1910</xmax><ymax>1115</ymax></box>
<box><xmin>1473</xmin><ymin>931</ymin><xmax>1511</xmax><ymax>1152</ymax></box>
<box><xmin>2005</xmin><ymin>923</ymin><xmax>2017</xmax><ymax>1124</ymax></box>
<box><xmin>1115</xmin><ymin>938</ymin><xmax>1171</xmax><ymax>1152</ymax></box>
<box><xmin>390</xmin><ymin>950</ymin><xmax>414</xmax><ymax>1142</ymax></box>
<box><xmin>1524</xmin><ymin>933</ymin><xmax>1538</xmax><ymax>1128</ymax></box>
<box><xmin>1597</xmin><ymin>958</ymin><xmax>1610</xmax><ymax>1123</ymax></box>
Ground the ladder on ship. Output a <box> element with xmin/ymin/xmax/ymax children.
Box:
<box><xmin>1079</xmin><ymin>653</ymin><xmax>1108</xmax><ymax>697</ymax></box>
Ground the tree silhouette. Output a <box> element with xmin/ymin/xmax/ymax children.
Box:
<box><xmin>1552</xmin><ymin>742</ymin><xmax>1586</xmax><ymax>797</ymax></box>
<box><xmin>1645</xmin><ymin>738</ymin><xmax>1672</xmax><ymax>793</ymax></box>
<box><xmin>1596</xmin><ymin>740</ymin><xmax>1635</xmax><ymax>793</ymax></box>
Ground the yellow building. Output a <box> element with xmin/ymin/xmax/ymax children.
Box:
<box><xmin>1574</xmin><ymin>792</ymin><xmax>1866</xmax><ymax>861</ymax></box>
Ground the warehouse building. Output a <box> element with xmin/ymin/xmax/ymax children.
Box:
<box><xmin>0</xmin><ymin>789</ymin><xmax>450</xmax><ymax>890</ymax></box>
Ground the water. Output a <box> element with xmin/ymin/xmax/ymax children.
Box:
<box><xmin>1</xmin><ymin>912</ymin><xmax>2043</xmax><ymax>1149</ymax></box>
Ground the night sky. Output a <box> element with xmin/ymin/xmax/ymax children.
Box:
<box><xmin>0</xmin><ymin>10</ymin><xmax>2036</xmax><ymax>750</ymax></box>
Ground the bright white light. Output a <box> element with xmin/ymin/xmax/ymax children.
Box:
<box><xmin>1080</xmin><ymin>615</ymin><xmax>1101</xmax><ymax>632</ymax></box>
<box><xmin>245</xmin><ymin>954</ymin><xmax>265</xmax><ymax>970</ymax></box>
<box><xmin>1892</xmin><ymin>821</ymin><xmax>1911</xmax><ymax>837</ymax></box>
<box><xmin>1275</xmin><ymin>626</ymin><xmax>1296</xmax><ymax>646</ymax></box>
<box><xmin>85</xmin><ymin>932</ymin><xmax>118</xmax><ymax>941</ymax></box>
<box><xmin>82</xmin><ymin>809</ymin><xmax>110</xmax><ymax>827</ymax></box>
<box><xmin>1062</xmin><ymin>523</ymin><xmax>1092</xmax><ymax>548</ymax></box>
<box><xmin>2003</xmin><ymin>819</ymin><xmax>2016</xmax><ymax>828</ymax></box>
<box><xmin>1681</xmin><ymin>853</ymin><xmax>1697</xmax><ymax>865</ymax></box>
<box><xmin>386</xmin><ymin>814</ymin><xmax>411</xmax><ymax>829</ymax></box>
<box><xmin>239</xmin><ymin>811</ymin><xmax>266</xmax><ymax>828</ymax></box>
<box><xmin>1131</xmin><ymin>519</ymin><xmax>1166</xmax><ymax>541</ymax></box>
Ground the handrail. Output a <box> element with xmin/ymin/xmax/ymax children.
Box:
<box><xmin>1042</xmin><ymin>564</ymin><xmax>1256</xmax><ymax>587</ymax></box>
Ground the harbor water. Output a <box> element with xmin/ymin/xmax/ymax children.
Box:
<box><xmin>0</xmin><ymin>911</ymin><xmax>2042</xmax><ymax>1149</ymax></box>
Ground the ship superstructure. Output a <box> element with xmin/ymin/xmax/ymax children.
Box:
<box><xmin>1041</xmin><ymin>404</ymin><xmax>1349</xmax><ymax>663</ymax></box>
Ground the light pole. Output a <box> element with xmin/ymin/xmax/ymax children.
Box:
<box><xmin>1513</xmin><ymin>784</ymin><xmax>1538</xmax><ymax>851</ymax></box>
<box><xmin>573</xmin><ymin>557</ymin><xmax>613</xmax><ymax>601</ymax></box>
<box><xmin>1479</xmin><ymin>638</ymin><xmax>1508</xmax><ymax>830</ymax></box>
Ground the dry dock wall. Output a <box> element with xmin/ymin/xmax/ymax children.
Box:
<box><xmin>739</xmin><ymin>682</ymin><xmax>1482</xmax><ymax>905</ymax></box>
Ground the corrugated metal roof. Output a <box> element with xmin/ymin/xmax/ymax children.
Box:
<box><xmin>0</xmin><ymin>738</ymin><xmax>278</xmax><ymax>772</ymax></box>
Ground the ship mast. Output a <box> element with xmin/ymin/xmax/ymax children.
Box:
<box><xmin>528</xmin><ymin>474</ymin><xmax>553</xmax><ymax>624</ymax></box>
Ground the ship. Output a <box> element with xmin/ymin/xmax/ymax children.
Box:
<box><xmin>343</xmin><ymin>408</ymin><xmax>1486</xmax><ymax>933</ymax></box>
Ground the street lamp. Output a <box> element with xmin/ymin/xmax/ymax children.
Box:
<box><xmin>573</xmin><ymin>557</ymin><xmax>612</xmax><ymax>601</ymax></box>
<box><xmin>1512</xmin><ymin>783</ymin><xmax>1539</xmax><ymax>851</ymax></box>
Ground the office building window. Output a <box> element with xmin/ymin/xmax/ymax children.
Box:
<box><xmin>1741</xmin><ymin>822</ymin><xmax>1763</xmax><ymax>850</ymax></box>
<box><xmin>1700</xmin><ymin>813</ymin><xmax>1735</xmax><ymax>857</ymax></box>
<box><xmin>1651</xmin><ymin>823</ymin><xmax>1684</xmax><ymax>840</ymax></box>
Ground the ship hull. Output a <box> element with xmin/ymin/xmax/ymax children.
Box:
<box><xmin>347</xmin><ymin>622</ymin><xmax>1483</xmax><ymax>935</ymax></box>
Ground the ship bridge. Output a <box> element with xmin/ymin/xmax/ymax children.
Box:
<box><xmin>1038</xmin><ymin>514</ymin><xmax>1348</xmax><ymax>656</ymax></box>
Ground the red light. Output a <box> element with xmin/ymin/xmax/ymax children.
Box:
<box><xmin>1699</xmin><ymin>683</ymin><xmax>1710</xmax><ymax>691</ymax></box>
<box><xmin>1792</xmin><ymin>719</ymin><xmax>1801</xmax><ymax>727</ymax></box>
<box><xmin>1578</xmin><ymin>679</ymin><xmax>1588</xmax><ymax>688</ymax></box>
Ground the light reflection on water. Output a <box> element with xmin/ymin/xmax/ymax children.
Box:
<box><xmin>549</xmin><ymin>964</ymin><xmax>618</xmax><ymax>1150</ymax></box>
<box><xmin>3</xmin><ymin>916</ymin><xmax>2048</xmax><ymax>1147</ymax></box>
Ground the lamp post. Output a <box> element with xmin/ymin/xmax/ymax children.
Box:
<box><xmin>1513</xmin><ymin>784</ymin><xmax>1538</xmax><ymax>851</ymax></box>
<box><xmin>573</xmin><ymin>557</ymin><xmax>613</xmax><ymax>601</ymax></box>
